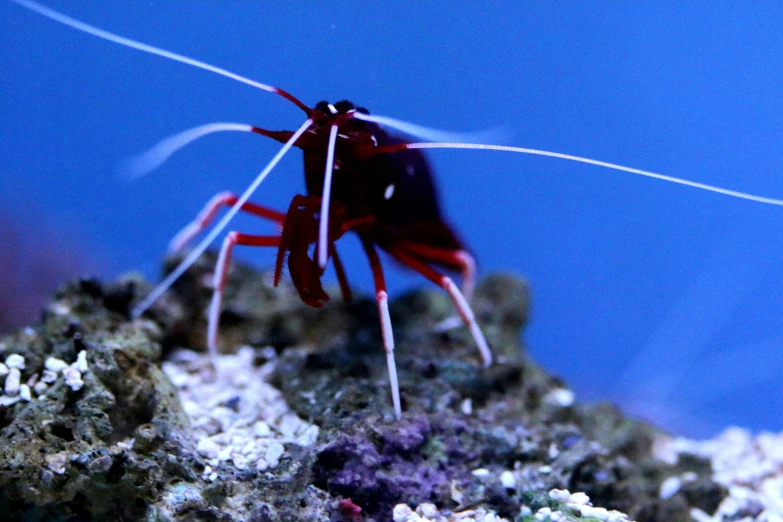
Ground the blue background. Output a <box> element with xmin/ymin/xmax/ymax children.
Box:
<box><xmin>2</xmin><ymin>1</ymin><xmax>782</xmax><ymax>438</ymax></box>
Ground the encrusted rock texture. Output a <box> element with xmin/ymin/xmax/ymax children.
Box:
<box><xmin>0</xmin><ymin>254</ymin><xmax>725</xmax><ymax>521</ymax></box>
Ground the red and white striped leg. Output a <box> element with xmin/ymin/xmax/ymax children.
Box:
<box><xmin>208</xmin><ymin>231</ymin><xmax>281</xmax><ymax>363</ymax></box>
<box><xmin>397</xmin><ymin>241</ymin><xmax>477</xmax><ymax>302</ymax></box>
<box><xmin>453</xmin><ymin>250</ymin><xmax>476</xmax><ymax>303</ymax></box>
<box><xmin>387</xmin><ymin>245</ymin><xmax>492</xmax><ymax>368</ymax></box>
<box><xmin>361</xmin><ymin>239</ymin><xmax>402</xmax><ymax>420</ymax></box>
<box><xmin>170</xmin><ymin>191</ymin><xmax>286</xmax><ymax>254</ymax></box>
<box><xmin>330</xmin><ymin>244</ymin><xmax>353</xmax><ymax>303</ymax></box>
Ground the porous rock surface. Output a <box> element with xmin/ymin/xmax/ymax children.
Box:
<box><xmin>0</xmin><ymin>254</ymin><xmax>725</xmax><ymax>521</ymax></box>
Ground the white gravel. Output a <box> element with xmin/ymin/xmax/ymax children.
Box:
<box><xmin>5</xmin><ymin>353</ymin><xmax>25</xmax><ymax>370</ymax></box>
<box><xmin>393</xmin><ymin>488</ymin><xmax>632</xmax><ymax>522</ymax></box>
<box><xmin>0</xmin><ymin>351</ymin><xmax>90</xmax><ymax>403</ymax></box>
<box><xmin>655</xmin><ymin>427</ymin><xmax>783</xmax><ymax>520</ymax></box>
<box><xmin>161</xmin><ymin>346</ymin><xmax>320</xmax><ymax>476</ymax></box>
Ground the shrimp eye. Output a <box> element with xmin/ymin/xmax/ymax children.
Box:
<box><xmin>334</xmin><ymin>100</ymin><xmax>356</xmax><ymax>113</ymax></box>
<box><xmin>314</xmin><ymin>101</ymin><xmax>331</xmax><ymax>113</ymax></box>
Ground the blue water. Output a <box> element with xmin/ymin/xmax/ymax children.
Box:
<box><xmin>2</xmin><ymin>1</ymin><xmax>782</xmax><ymax>438</ymax></box>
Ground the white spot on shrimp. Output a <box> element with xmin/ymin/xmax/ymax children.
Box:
<box><xmin>371</xmin><ymin>135</ymin><xmax>378</xmax><ymax>146</ymax></box>
<box><xmin>327</xmin><ymin>103</ymin><xmax>337</xmax><ymax>114</ymax></box>
<box><xmin>384</xmin><ymin>184</ymin><xmax>395</xmax><ymax>200</ymax></box>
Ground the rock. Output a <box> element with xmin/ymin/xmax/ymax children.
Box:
<box><xmin>0</xmin><ymin>255</ymin><xmax>727</xmax><ymax>521</ymax></box>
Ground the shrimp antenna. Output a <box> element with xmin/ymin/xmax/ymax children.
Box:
<box><xmin>131</xmin><ymin>118</ymin><xmax>314</xmax><ymax>318</ymax></box>
<box><xmin>121</xmin><ymin>123</ymin><xmax>259</xmax><ymax>181</ymax></box>
<box><xmin>9</xmin><ymin>0</ymin><xmax>311</xmax><ymax>113</ymax></box>
<box><xmin>317</xmin><ymin>124</ymin><xmax>340</xmax><ymax>269</ymax></box>
<box><xmin>376</xmin><ymin>142</ymin><xmax>783</xmax><ymax>207</ymax></box>
<box><xmin>352</xmin><ymin>112</ymin><xmax>509</xmax><ymax>144</ymax></box>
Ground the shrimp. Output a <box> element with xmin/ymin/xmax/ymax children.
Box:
<box><xmin>7</xmin><ymin>1</ymin><xmax>783</xmax><ymax>426</ymax></box>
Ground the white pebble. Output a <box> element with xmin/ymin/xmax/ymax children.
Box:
<box><xmin>253</xmin><ymin>421</ymin><xmax>271</xmax><ymax>437</ymax></box>
<box><xmin>217</xmin><ymin>447</ymin><xmax>232</xmax><ymax>461</ymax></box>
<box><xmin>461</xmin><ymin>398</ymin><xmax>473</xmax><ymax>415</ymax></box>
<box><xmin>579</xmin><ymin>505</ymin><xmax>610</xmax><ymax>520</ymax></box>
<box><xmin>569</xmin><ymin>491</ymin><xmax>590</xmax><ymax>506</ymax></box>
<box><xmin>5</xmin><ymin>354</ymin><xmax>25</xmax><ymax>370</ymax></box>
<box><xmin>297</xmin><ymin>424</ymin><xmax>319</xmax><ymax>446</ymax></box>
<box><xmin>19</xmin><ymin>384</ymin><xmax>32</xmax><ymax>402</ymax></box>
<box><xmin>116</xmin><ymin>439</ymin><xmax>134</xmax><ymax>451</ymax></box>
<box><xmin>33</xmin><ymin>382</ymin><xmax>49</xmax><ymax>395</ymax></box>
<box><xmin>689</xmin><ymin>508</ymin><xmax>712</xmax><ymax>522</ymax></box>
<box><xmin>196</xmin><ymin>438</ymin><xmax>220</xmax><ymax>459</ymax></box>
<box><xmin>0</xmin><ymin>363</ymin><xmax>8</xmax><ymax>377</ymax></box>
<box><xmin>416</xmin><ymin>503</ymin><xmax>438</xmax><ymax>518</ymax></box>
<box><xmin>72</xmin><ymin>350</ymin><xmax>88</xmax><ymax>372</ymax></box>
<box><xmin>0</xmin><ymin>395</ymin><xmax>20</xmax><ymax>406</ymax></box>
<box><xmin>277</xmin><ymin>413</ymin><xmax>301</xmax><ymax>439</ymax></box>
<box><xmin>231</xmin><ymin>454</ymin><xmax>248</xmax><ymax>469</ymax></box>
<box><xmin>659</xmin><ymin>476</ymin><xmax>682</xmax><ymax>500</ymax></box>
<box><xmin>45</xmin><ymin>357</ymin><xmax>68</xmax><ymax>373</ymax></box>
<box><xmin>539</xmin><ymin>465</ymin><xmax>552</xmax><ymax>474</ymax></box>
<box><xmin>166</xmin><ymin>370</ymin><xmax>189</xmax><ymax>388</ymax></box>
<box><xmin>41</xmin><ymin>370</ymin><xmax>58</xmax><ymax>383</ymax></box>
<box><xmin>472</xmin><ymin>468</ymin><xmax>490</xmax><ymax>477</ymax></box>
<box><xmin>63</xmin><ymin>367</ymin><xmax>84</xmax><ymax>391</ymax></box>
<box><xmin>606</xmin><ymin>510</ymin><xmax>631</xmax><ymax>522</ymax></box>
<box><xmin>544</xmin><ymin>388</ymin><xmax>575</xmax><ymax>407</ymax></box>
<box><xmin>45</xmin><ymin>452</ymin><xmax>68</xmax><ymax>474</ymax></box>
<box><xmin>681</xmin><ymin>471</ymin><xmax>698</xmax><ymax>482</ymax></box>
<box><xmin>500</xmin><ymin>470</ymin><xmax>516</xmax><ymax>489</ymax></box>
<box><xmin>265</xmin><ymin>443</ymin><xmax>285</xmax><ymax>467</ymax></box>
<box><xmin>241</xmin><ymin>440</ymin><xmax>257</xmax><ymax>455</ymax></box>
<box><xmin>450</xmin><ymin>479</ymin><xmax>464</xmax><ymax>504</ymax></box>
<box><xmin>4</xmin><ymin>368</ymin><xmax>21</xmax><ymax>396</ymax></box>
<box><xmin>392</xmin><ymin>504</ymin><xmax>413</xmax><ymax>522</ymax></box>
<box><xmin>549</xmin><ymin>489</ymin><xmax>571</xmax><ymax>502</ymax></box>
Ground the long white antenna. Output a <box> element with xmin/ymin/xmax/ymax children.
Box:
<box><xmin>9</xmin><ymin>0</ymin><xmax>310</xmax><ymax>111</ymax></box>
<box><xmin>317</xmin><ymin>124</ymin><xmax>339</xmax><ymax>270</ymax></box>
<box><xmin>131</xmin><ymin>118</ymin><xmax>313</xmax><ymax>318</ymax></box>
<box><xmin>353</xmin><ymin>112</ymin><xmax>507</xmax><ymax>144</ymax></box>
<box><xmin>121</xmin><ymin>123</ymin><xmax>256</xmax><ymax>181</ymax></box>
<box><xmin>390</xmin><ymin>142</ymin><xmax>783</xmax><ymax>207</ymax></box>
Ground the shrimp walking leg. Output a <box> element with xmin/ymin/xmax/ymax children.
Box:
<box><xmin>169</xmin><ymin>191</ymin><xmax>286</xmax><ymax>254</ymax></box>
<box><xmin>330</xmin><ymin>245</ymin><xmax>353</xmax><ymax>303</ymax></box>
<box><xmin>361</xmin><ymin>238</ymin><xmax>402</xmax><ymax>420</ymax></box>
<box><xmin>208</xmin><ymin>232</ymin><xmax>281</xmax><ymax>362</ymax></box>
<box><xmin>396</xmin><ymin>241</ymin><xmax>476</xmax><ymax>302</ymax></box>
<box><xmin>385</xmin><ymin>244</ymin><xmax>492</xmax><ymax>368</ymax></box>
